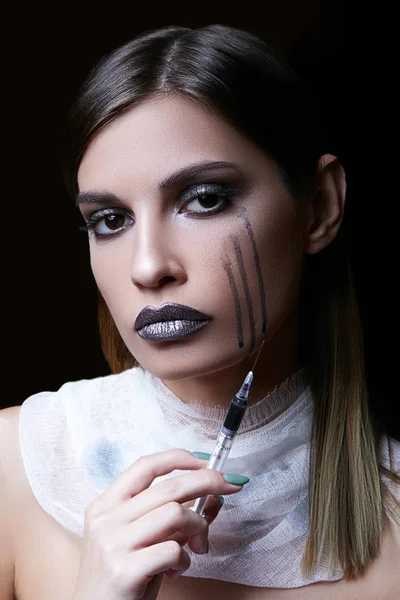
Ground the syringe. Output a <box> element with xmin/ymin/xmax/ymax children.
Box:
<box><xmin>192</xmin><ymin>341</ymin><xmax>265</xmax><ymax>516</ymax></box>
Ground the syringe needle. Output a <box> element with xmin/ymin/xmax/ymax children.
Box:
<box><xmin>250</xmin><ymin>340</ymin><xmax>265</xmax><ymax>374</ymax></box>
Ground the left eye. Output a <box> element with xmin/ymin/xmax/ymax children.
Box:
<box><xmin>180</xmin><ymin>184</ymin><xmax>234</xmax><ymax>216</ymax></box>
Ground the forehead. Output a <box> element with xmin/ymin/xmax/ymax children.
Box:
<box><xmin>77</xmin><ymin>95</ymin><xmax>276</xmax><ymax>194</ymax></box>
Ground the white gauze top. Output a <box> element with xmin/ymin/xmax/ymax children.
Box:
<box><xmin>19</xmin><ymin>366</ymin><xmax>399</xmax><ymax>588</ymax></box>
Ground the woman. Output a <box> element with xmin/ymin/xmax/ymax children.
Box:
<box><xmin>1</xmin><ymin>24</ymin><xmax>399</xmax><ymax>599</ymax></box>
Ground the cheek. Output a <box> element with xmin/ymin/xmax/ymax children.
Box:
<box><xmin>89</xmin><ymin>247</ymin><xmax>128</xmax><ymax>306</ymax></box>
<box><xmin>256</xmin><ymin>197</ymin><xmax>304</xmax><ymax>262</ymax></box>
<box><xmin>257</xmin><ymin>225</ymin><xmax>304</xmax><ymax>311</ymax></box>
<box><xmin>259</xmin><ymin>225</ymin><xmax>303</xmax><ymax>274</ymax></box>
<box><xmin>90</xmin><ymin>250</ymin><xmax>109</xmax><ymax>289</ymax></box>
<box><xmin>246</xmin><ymin>210</ymin><xmax>305</xmax><ymax>311</ymax></box>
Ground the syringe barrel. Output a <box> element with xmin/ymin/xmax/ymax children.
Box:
<box><xmin>221</xmin><ymin>395</ymin><xmax>247</xmax><ymax>433</ymax></box>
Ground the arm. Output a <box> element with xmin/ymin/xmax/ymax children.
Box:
<box><xmin>0</xmin><ymin>407</ymin><xmax>19</xmax><ymax>600</ymax></box>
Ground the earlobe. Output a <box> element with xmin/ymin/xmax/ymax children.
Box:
<box><xmin>306</xmin><ymin>154</ymin><xmax>346</xmax><ymax>255</ymax></box>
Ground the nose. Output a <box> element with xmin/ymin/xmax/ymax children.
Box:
<box><xmin>130</xmin><ymin>221</ymin><xmax>187</xmax><ymax>289</ymax></box>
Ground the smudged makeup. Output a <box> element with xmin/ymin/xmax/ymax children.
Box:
<box><xmin>222</xmin><ymin>255</ymin><xmax>244</xmax><ymax>348</ymax></box>
<box><xmin>230</xmin><ymin>234</ymin><xmax>257</xmax><ymax>353</ymax></box>
<box><xmin>238</xmin><ymin>206</ymin><xmax>267</xmax><ymax>335</ymax></box>
<box><xmin>221</xmin><ymin>208</ymin><xmax>267</xmax><ymax>352</ymax></box>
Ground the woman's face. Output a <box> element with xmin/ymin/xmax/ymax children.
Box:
<box><xmin>77</xmin><ymin>95</ymin><xmax>309</xmax><ymax>381</ymax></box>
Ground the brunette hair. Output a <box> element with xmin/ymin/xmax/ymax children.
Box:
<box><xmin>62</xmin><ymin>24</ymin><xmax>400</xmax><ymax>580</ymax></box>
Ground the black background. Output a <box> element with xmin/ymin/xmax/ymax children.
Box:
<box><xmin>3</xmin><ymin>3</ymin><xmax>397</xmax><ymax>435</ymax></box>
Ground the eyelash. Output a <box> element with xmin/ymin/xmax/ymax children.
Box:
<box><xmin>79</xmin><ymin>183</ymin><xmax>236</xmax><ymax>240</ymax></box>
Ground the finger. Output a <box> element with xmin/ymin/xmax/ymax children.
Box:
<box><xmin>122</xmin><ymin>468</ymin><xmax>243</xmax><ymax>523</ymax></box>
<box><xmin>123</xmin><ymin>540</ymin><xmax>191</xmax><ymax>582</ymax></box>
<box><xmin>125</xmin><ymin>501</ymin><xmax>209</xmax><ymax>555</ymax></box>
<box><xmin>93</xmin><ymin>449</ymin><xmax>208</xmax><ymax>511</ymax></box>
<box><xmin>185</xmin><ymin>494</ymin><xmax>224</xmax><ymax>525</ymax></box>
<box><xmin>186</xmin><ymin>494</ymin><xmax>223</xmax><ymax>553</ymax></box>
<box><xmin>156</xmin><ymin>495</ymin><xmax>224</xmax><ymax>549</ymax></box>
<box><xmin>203</xmin><ymin>494</ymin><xmax>225</xmax><ymax>525</ymax></box>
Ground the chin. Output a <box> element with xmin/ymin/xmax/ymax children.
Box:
<box><xmin>133</xmin><ymin>345</ymin><xmax>249</xmax><ymax>383</ymax></box>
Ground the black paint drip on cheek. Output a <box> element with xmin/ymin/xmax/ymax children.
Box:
<box><xmin>237</xmin><ymin>207</ymin><xmax>267</xmax><ymax>334</ymax></box>
<box><xmin>222</xmin><ymin>255</ymin><xmax>244</xmax><ymax>348</ymax></box>
<box><xmin>231</xmin><ymin>234</ymin><xmax>256</xmax><ymax>353</ymax></box>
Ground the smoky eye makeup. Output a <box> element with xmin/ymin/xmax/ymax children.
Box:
<box><xmin>78</xmin><ymin>207</ymin><xmax>135</xmax><ymax>239</ymax></box>
<box><xmin>78</xmin><ymin>178</ymin><xmax>248</xmax><ymax>239</ymax></box>
<box><xmin>178</xmin><ymin>182</ymin><xmax>239</xmax><ymax>217</ymax></box>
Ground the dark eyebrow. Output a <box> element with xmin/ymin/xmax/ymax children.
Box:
<box><xmin>75</xmin><ymin>160</ymin><xmax>246</xmax><ymax>207</ymax></box>
<box><xmin>158</xmin><ymin>160</ymin><xmax>246</xmax><ymax>192</ymax></box>
<box><xmin>75</xmin><ymin>190</ymin><xmax>121</xmax><ymax>208</ymax></box>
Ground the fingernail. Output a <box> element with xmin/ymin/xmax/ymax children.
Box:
<box><xmin>223</xmin><ymin>473</ymin><xmax>250</xmax><ymax>486</ymax></box>
<box><xmin>192</xmin><ymin>451</ymin><xmax>211</xmax><ymax>460</ymax></box>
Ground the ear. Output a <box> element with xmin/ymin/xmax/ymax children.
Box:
<box><xmin>306</xmin><ymin>153</ymin><xmax>346</xmax><ymax>255</ymax></box>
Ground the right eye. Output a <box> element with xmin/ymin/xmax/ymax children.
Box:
<box><xmin>79</xmin><ymin>209</ymin><xmax>134</xmax><ymax>239</ymax></box>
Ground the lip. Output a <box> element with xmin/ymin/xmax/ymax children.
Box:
<box><xmin>135</xmin><ymin>302</ymin><xmax>212</xmax><ymax>331</ymax></box>
<box><xmin>137</xmin><ymin>319</ymin><xmax>211</xmax><ymax>342</ymax></box>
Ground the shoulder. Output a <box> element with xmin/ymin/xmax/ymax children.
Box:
<box><xmin>0</xmin><ymin>404</ymin><xmax>21</xmax><ymax>481</ymax></box>
<box><xmin>19</xmin><ymin>368</ymin><xmax>138</xmax><ymax>410</ymax></box>
<box><xmin>0</xmin><ymin>405</ymin><xmax>21</xmax><ymax>598</ymax></box>
<box><xmin>0</xmin><ymin>405</ymin><xmax>21</xmax><ymax>492</ymax></box>
<box><xmin>0</xmin><ymin>403</ymin><xmax>20</xmax><ymax>446</ymax></box>
<box><xmin>14</xmin><ymin>369</ymin><xmax>141</xmax><ymax>531</ymax></box>
<box><xmin>18</xmin><ymin>368</ymin><xmax>139</xmax><ymax>441</ymax></box>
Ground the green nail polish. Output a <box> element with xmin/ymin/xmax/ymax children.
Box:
<box><xmin>192</xmin><ymin>451</ymin><xmax>211</xmax><ymax>460</ymax></box>
<box><xmin>223</xmin><ymin>473</ymin><xmax>250</xmax><ymax>486</ymax></box>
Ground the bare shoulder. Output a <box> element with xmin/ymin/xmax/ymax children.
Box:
<box><xmin>0</xmin><ymin>405</ymin><xmax>23</xmax><ymax>496</ymax></box>
<box><xmin>0</xmin><ymin>405</ymin><xmax>21</xmax><ymax>599</ymax></box>
<box><xmin>0</xmin><ymin>404</ymin><xmax>21</xmax><ymax>454</ymax></box>
<box><xmin>0</xmin><ymin>404</ymin><xmax>21</xmax><ymax>502</ymax></box>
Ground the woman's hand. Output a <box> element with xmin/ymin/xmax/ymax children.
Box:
<box><xmin>71</xmin><ymin>448</ymin><xmax>248</xmax><ymax>600</ymax></box>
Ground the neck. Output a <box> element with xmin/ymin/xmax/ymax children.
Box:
<box><xmin>161</xmin><ymin>312</ymin><xmax>301</xmax><ymax>408</ymax></box>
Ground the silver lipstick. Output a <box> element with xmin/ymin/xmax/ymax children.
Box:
<box><xmin>135</xmin><ymin>302</ymin><xmax>212</xmax><ymax>342</ymax></box>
